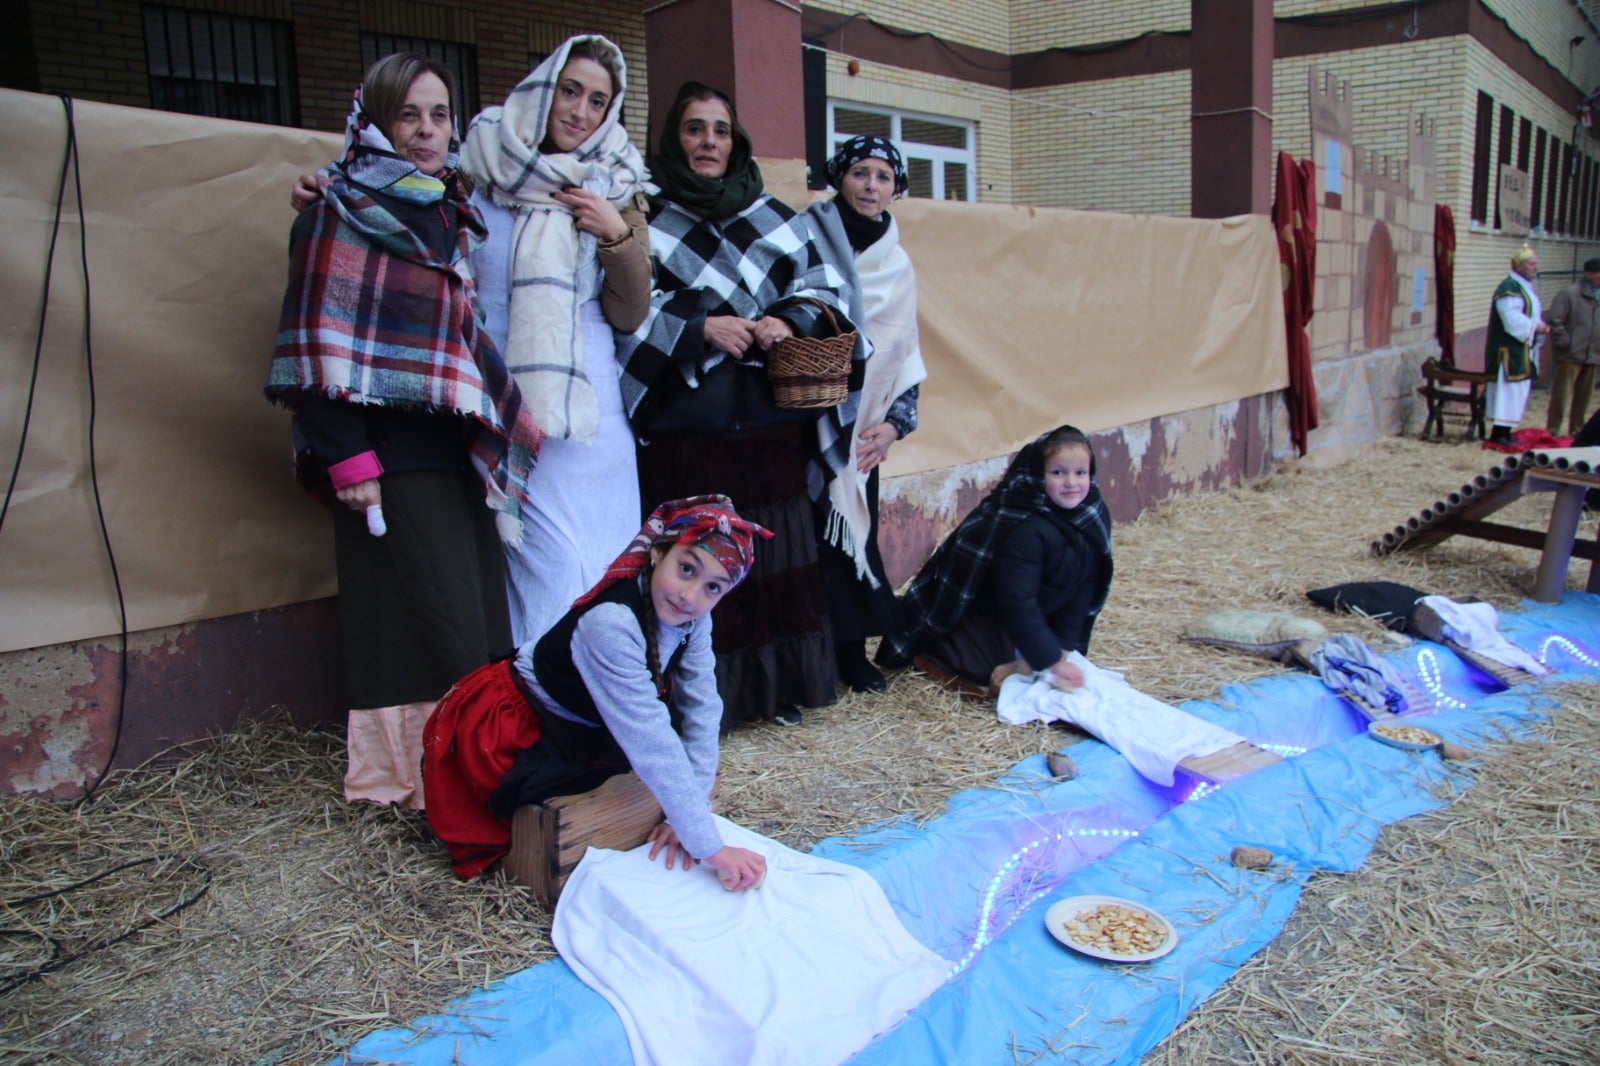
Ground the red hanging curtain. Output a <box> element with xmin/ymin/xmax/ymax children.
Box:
<box><xmin>1273</xmin><ymin>151</ymin><xmax>1318</xmax><ymax>456</ymax></box>
<box><xmin>1434</xmin><ymin>204</ymin><xmax>1456</xmax><ymax>367</ymax></box>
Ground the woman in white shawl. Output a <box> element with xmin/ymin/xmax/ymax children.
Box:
<box><xmin>291</xmin><ymin>36</ymin><xmax>653</xmax><ymax>648</ymax></box>
<box><xmin>460</xmin><ymin>36</ymin><xmax>654</xmax><ymax>644</ymax></box>
<box><xmin>806</xmin><ymin>136</ymin><xmax>928</xmax><ymax>691</ymax></box>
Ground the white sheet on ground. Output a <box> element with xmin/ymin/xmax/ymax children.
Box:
<box><xmin>996</xmin><ymin>652</ymin><xmax>1247</xmax><ymax>786</ymax></box>
<box><xmin>551</xmin><ymin>815</ymin><xmax>949</xmax><ymax>1066</ymax></box>
<box><xmin>1421</xmin><ymin>596</ymin><xmax>1549</xmax><ymax>675</ymax></box>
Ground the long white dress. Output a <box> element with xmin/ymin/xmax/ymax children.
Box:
<box><xmin>474</xmin><ymin>196</ymin><xmax>641</xmax><ymax>645</ymax></box>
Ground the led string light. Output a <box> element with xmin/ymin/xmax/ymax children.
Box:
<box><xmin>1537</xmin><ymin>634</ymin><xmax>1600</xmax><ymax>669</ymax></box>
<box><xmin>946</xmin><ymin>824</ymin><xmax>1140</xmax><ymax>978</ymax></box>
<box><xmin>1413</xmin><ymin>648</ymin><xmax>1470</xmax><ymax>709</ymax></box>
<box><xmin>1260</xmin><ymin>743</ymin><xmax>1308</xmax><ymax>758</ymax></box>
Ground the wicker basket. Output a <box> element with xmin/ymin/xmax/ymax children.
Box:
<box><xmin>767</xmin><ymin>298</ymin><xmax>855</xmax><ymax>409</ymax></box>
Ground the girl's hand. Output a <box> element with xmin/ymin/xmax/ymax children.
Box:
<box><xmin>704</xmin><ymin>315</ymin><xmax>757</xmax><ymax>358</ymax></box>
<box><xmin>553</xmin><ymin>187</ymin><xmax>628</xmax><ymax>241</ymax></box>
<box><xmin>290</xmin><ymin>172</ymin><xmax>320</xmax><ymax>211</ymax></box>
<box><xmin>1047</xmin><ymin>655</ymin><xmax>1084</xmax><ymax>691</ymax></box>
<box><xmin>855</xmin><ymin>422</ymin><xmax>899</xmax><ymax>472</ymax></box>
<box><xmin>751</xmin><ymin>316</ymin><xmax>795</xmax><ymax>350</ymax></box>
<box><xmin>646</xmin><ymin>823</ymin><xmax>694</xmax><ymax>871</ymax></box>
<box><xmin>705</xmin><ymin>846</ymin><xmax>767</xmax><ymax>892</ymax></box>
<box><xmin>335</xmin><ymin>478</ymin><xmax>381</xmax><ymax>512</ymax></box>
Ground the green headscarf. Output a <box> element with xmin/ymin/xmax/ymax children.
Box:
<box><xmin>649</xmin><ymin>81</ymin><xmax>764</xmax><ymax>219</ymax></box>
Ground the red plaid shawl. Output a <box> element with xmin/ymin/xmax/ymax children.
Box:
<box><xmin>266</xmin><ymin>172</ymin><xmax>543</xmax><ymax>539</ymax></box>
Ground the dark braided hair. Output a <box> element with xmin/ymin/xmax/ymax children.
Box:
<box><xmin>634</xmin><ymin>551</ymin><xmax>668</xmax><ymax>699</ymax></box>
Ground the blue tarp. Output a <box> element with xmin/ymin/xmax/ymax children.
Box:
<box><xmin>340</xmin><ymin>594</ymin><xmax>1599</xmax><ymax>1065</ymax></box>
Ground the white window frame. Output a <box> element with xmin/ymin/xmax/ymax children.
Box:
<box><xmin>826</xmin><ymin>101</ymin><xmax>977</xmax><ymax>201</ymax></box>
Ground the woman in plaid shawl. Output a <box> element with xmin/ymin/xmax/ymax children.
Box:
<box><xmin>616</xmin><ymin>82</ymin><xmax>856</xmax><ymax>728</ymax></box>
<box><xmin>459</xmin><ymin>36</ymin><xmax>655</xmax><ymax>647</ymax></box>
<box><xmin>266</xmin><ymin>54</ymin><xmax>541</xmax><ymax>809</ymax></box>
<box><xmin>877</xmin><ymin>426</ymin><xmax>1114</xmax><ymax>697</ymax></box>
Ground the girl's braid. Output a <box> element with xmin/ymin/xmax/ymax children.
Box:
<box><xmin>634</xmin><ymin>554</ymin><xmax>667</xmax><ymax>699</ymax></box>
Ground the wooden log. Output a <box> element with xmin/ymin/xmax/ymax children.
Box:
<box><xmin>504</xmin><ymin>772</ymin><xmax>664</xmax><ymax>905</ymax></box>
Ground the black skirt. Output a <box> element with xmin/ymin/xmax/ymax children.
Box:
<box><xmin>636</xmin><ymin>422</ymin><xmax>835</xmax><ymax>725</ymax></box>
<box><xmin>333</xmin><ymin>469</ymin><xmax>512</xmax><ymax>707</ymax></box>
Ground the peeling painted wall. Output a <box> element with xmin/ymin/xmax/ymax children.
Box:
<box><xmin>1</xmin><ymin>603</ymin><xmax>343</xmax><ymax>799</ymax></box>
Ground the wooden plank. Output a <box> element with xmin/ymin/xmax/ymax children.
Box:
<box><xmin>504</xmin><ymin>772</ymin><xmax>664</xmax><ymax>905</ymax></box>
<box><xmin>1179</xmin><ymin>742</ymin><xmax>1283</xmax><ymax>784</ymax></box>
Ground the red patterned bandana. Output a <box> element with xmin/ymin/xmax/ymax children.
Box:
<box><xmin>573</xmin><ymin>494</ymin><xmax>772</xmax><ymax>609</ymax></box>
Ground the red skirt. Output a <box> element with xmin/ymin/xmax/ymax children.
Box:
<box><xmin>422</xmin><ymin>660</ymin><xmax>543</xmax><ymax>879</ymax></box>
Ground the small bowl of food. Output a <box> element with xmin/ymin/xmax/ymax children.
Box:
<box><xmin>1367</xmin><ymin>721</ymin><xmax>1442</xmax><ymax>752</ymax></box>
<box><xmin>1045</xmin><ymin>895</ymin><xmax>1178</xmax><ymax>963</ymax></box>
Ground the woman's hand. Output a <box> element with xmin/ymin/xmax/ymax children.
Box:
<box><xmin>646</xmin><ymin>823</ymin><xmax>695</xmax><ymax>871</ymax></box>
<box><xmin>751</xmin><ymin>316</ymin><xmax>795</xmax><ymax>351</ymax></box>
<box><xmin>553</xmin><ymin>187</ymin><xmax>628</xmax><ymax>241</ymax></box>
<box><xmin>290</xmin><ymin>171</ymin><xmax>320</xmax><ymax>211</ymax></box>
<box><xmin>855</xmin><ymin>422</ymin><xmax>900</xmax><ymax>473</ymax></box>
<box><xmin>335</xmin><ymin>478</ymin><xmax>381</xmax><ymax>512</ymax></box>
<box><xmin>705</xmin><ymin>846</ymin><xmax>767</xmax><ymax>892</ymax></box>
<box><xmin>1047</xmin><ymin>654</ymin><xmax>1085</xmax><ymax>691</ymax></box>
<box><xmin>704</xmin><ymin>315</ymin><xmax>757</xmax><ymax>358</ymax></box>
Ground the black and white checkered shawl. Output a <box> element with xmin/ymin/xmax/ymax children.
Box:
<box><xmin>616</xmin><ymin>193</ymin><xmax>863</xmax><ymax>517</ymax></box>
<box><xmin>880</xmin><ymin>428</ymin><xmax>1114</xmax><ymax>662</ymax></box>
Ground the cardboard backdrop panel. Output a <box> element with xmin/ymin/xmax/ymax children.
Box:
<box><xmin>0</xmin><ymin>90</ymin><xmax>1286</xmax><ymax>653</ymax></box>
<box><xmin>0</xmin><ymin>90</ymin><xmax>341</xmax><ymax>653</ymax></box>
<box><xmin>882</xmin><ymin>197</ymin><xmax>1288</xmax><ymax>478</ymax></box>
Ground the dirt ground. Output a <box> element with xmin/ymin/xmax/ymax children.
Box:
<box><xmin>3</xmin><ymin>402</ymin><xmax>1599</xmax><ymax>1065</ymax></box>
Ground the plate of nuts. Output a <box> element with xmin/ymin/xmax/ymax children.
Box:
<box><xmin>1046</xmin><ymin>895</ymin><xmax>1177</xmax><ymax>963</ymax></box>
<box><xmin>1367</xmin><ymin>722</ymin><xmax>1442</xmax><ymax>751</ymax></box>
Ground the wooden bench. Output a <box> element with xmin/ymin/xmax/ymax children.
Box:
<box><xmin>504</xmin><ymin>772</ymin><xmax>663</xmax><ymax>906</ymax></box>
<box><xmin>1417</xmin><ymin>356</ymin><xmax>1491</xmax><ymax>441</ymax></box>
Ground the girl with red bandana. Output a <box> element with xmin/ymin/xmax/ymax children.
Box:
<box><xmin>422</xmin><ymin>495</ymin><xmax>771</xmax><ymax>890</ymax></box>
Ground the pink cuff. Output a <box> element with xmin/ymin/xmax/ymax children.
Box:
<box><xmin>328</xmin><ymin>451</ymin><xmax>383</xmax><ymax>490</ymax></box>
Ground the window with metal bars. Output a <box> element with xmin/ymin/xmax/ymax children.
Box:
<box><xmin>360</xmin><ymin>33</ymin><xmax>479</xmax><ymax>125</ymax></box>
<box><xmin>142</xmin><ymin>5</ymin><xmax>298</xmax><ymax>126</ymax></box>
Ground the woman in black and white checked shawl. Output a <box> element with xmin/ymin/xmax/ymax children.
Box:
<box><xmin>616</xmin><ymin>82</ymin><xmax>860</xmax><ymax>728</ymax></box>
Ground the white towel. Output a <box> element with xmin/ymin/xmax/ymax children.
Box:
<box><xmin>1420</xmin><ymin>596</ymin><xmax>1549</xmax><ymax>675</ymax></box>
<box><xmin>552</xmin><ymin>816</ymin><xmax>949</xmax><ymax>1066</ymax></box>
<box><xmin>996</xmin><ymin>653</ymin><xmax>1246</xmax><ymax>786</ymax></box>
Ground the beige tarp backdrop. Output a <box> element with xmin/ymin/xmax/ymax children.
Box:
<box><xmin>0</xmin><ymin>89</ymin><xmax>1286</xmax><ymax>654</ymax></box>
<box><xmin>883</xmin><ymin>197</ymin><xmax>1287</xmax><ymax>477</ymax></box>
<box><xmin>0</xmin><ymin>90</ymin><xmax>341</xmax><ymax>653</ymax></box>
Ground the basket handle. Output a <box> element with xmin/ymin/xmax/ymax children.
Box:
<box><xmin>773</xmin><ymin>295</ymin><xmax>846</xmax><ymax>338</ymax></box>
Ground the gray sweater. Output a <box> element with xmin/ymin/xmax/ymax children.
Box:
<box><xmin>513</xmin><ymin>599</ymin><xmax>724</xmax><ymax>859</ymax></box>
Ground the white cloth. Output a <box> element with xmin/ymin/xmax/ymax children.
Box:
<box><xmin>552</xmin><ymin>816</ymin><xmax>949</xmax><ymax>1066</ymax></box>
<box><xmin>1419</xmin><ymin>595</ymin><xmax>1549</xmax><ymax>675</ymax></box>
<box><xmin>996</xmin><ymin>653</ymin><xmax>1246</xmax><ymax>786</ymax></box>
<box><xmin>502</xmin><ymin>297</ymin><xmax>641</xmax><ymax>644</ymax></box>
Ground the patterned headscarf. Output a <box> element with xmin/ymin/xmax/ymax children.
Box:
<box><xmin>825</xmin><ymin>135</ymin><xmax>909</xmax><ymax>196</ymax></box>
<box><xmin>338</xmin><ymin>82</ymin><xmax>459</xmax><ymax>204</ymax></box>
<box><xmin>574</xmin><ymin>495</ymin><xmax>773</xmax><ymax>608</ymax></box>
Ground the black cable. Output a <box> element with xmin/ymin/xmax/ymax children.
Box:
<box><xmin>16</xmin><ymin>95</ymin><xmax>130</xmax><ymax>809</ymax></box>
<box><xmin>58</xmin><ymin>93</ymin><xmax>130</xmax><ymax>807</ymax></box>
<box><xmin>0</xmin><ymin>854</ymin><xmax>212</xmax><ymax>995</ymax></box>
<box><xmin>0</xmin><ymin>96</ymin><xmax>75</xmax><ymax>534</ymax></box>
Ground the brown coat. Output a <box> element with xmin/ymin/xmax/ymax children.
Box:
<box><xmin>595</xmin><ymin>192</ymin><xmax>653</xmax><ymax>333</ymax></box>
<box><xmin>1546</xmin><ymin>278</ymin><xmax>1600</xmax><ymax>367</ymax></box>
